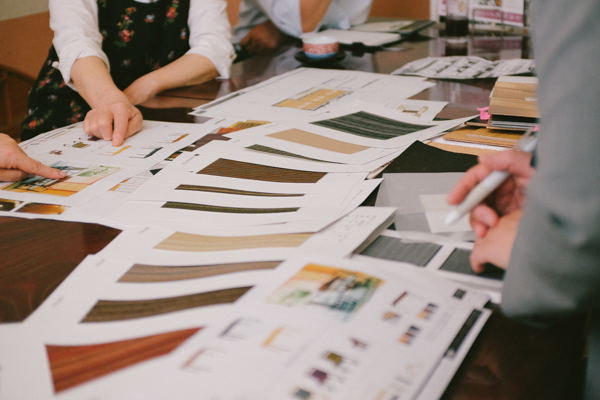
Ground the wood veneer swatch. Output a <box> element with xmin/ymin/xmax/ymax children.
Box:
<box><xmin>161</xmin><ymin>202</ymin><xmax>299</xmax><ymax>214</ymax></box>
<box><xmin>198</xmin><ymin>159</ymin><xmax>325</xmax><ymax>183</ymax></box>
<box><xmin>119</xmin><ymin>261</ymin><xmax>282</xmax><ymax>283</ymax></box>
<box><xmin>0</xmin><ymin>219</ymin><xmax>120</xmax><ymax>323</ymax></box>
<box><xmin>246</xmin><ymin>144</ymin><xmax>330</xmax><ymax>163</ymax></box>
<box><xmin>428</xmin><ymin>142</ymin><xmax>498</xmax><ymax>156</ymax></box>
<box><xmin>175</xmin><ymin>184</ymin><xmax>303</xmax><ymax>197</ymax></box>
<box><xmin>82</xmin><ymin>287</ymin><xmax>252</xmax><ymax>322</ymax></box>
<box><xmin>154</xmin><ymin>232</ymin><xmax>312</xmax><ymax>252</ymax></box>
<box><xmin>267</xmin><ymin>128</ymin><xmax>368</xmax><ymax>154</ymax></box>
<box><xmin>443</xmin><ymin>127</ymin><xmax>521</xmax><ymax>148</ymax></box>
<box><xmin>311</xmin><ymin>111</ymin><xmax>434</xmax><ymax>140</ymax></box>
<box><xmin>46</xmin><ymin>327</ymin><xmax>200</xmax><ymax>393</ymax></box>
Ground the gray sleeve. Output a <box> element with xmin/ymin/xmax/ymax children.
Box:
<box><xmin>500</xmin><ymin>0</ymin><xmax>600</xmax><ymax>326</ymax></box>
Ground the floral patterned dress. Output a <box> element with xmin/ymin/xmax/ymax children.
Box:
<box><xmin>22</xmin><ymin>0</ymin><xmax>191</xmax><ymax>141</ymax></box>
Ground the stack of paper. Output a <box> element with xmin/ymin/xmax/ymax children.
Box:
<box><xmin>0</xmin><ymin>67</ymin><xmax>497</xmax><ymax>400</ymax></box>
<box><xmin>487</xmin><ymin>76</ymin><xmax>539</xmax><ymax>130</ymax></box>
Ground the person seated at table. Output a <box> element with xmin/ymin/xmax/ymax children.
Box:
<box><xmin>447</xmin><ymin>0</ymin><xmax>600</xmax><ymax>396</ymax></box>
<box><xmin>21</xmin><ymin>0</ymin><xmax>235</xmax><ymax>146</ymax></box>
<box><xmin>0</xmin><ymin>134</ymin><xmax>66</xmax><ymax>181</ymax></box>
<box><xmin>233</xmin><ymin>0</ymin><xmax>372</xmax><ymax>55</ymax></box>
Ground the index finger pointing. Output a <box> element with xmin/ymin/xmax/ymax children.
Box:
<box><xmin>15</xmin><ymin>156</ymin><xmax>67</xmax><ymax>180</ymax></box>
<box><xmin>111</xmin><ymin>105</ymin><xmax>129</xmax><ymax>147</ymax></box>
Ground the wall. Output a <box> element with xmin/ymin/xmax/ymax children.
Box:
<box><xmin>0</xmin><ymin>0</ymin><xmax>48</xmax><ymax>21</ymax></box>
<box><xmin>0</xmin><ymin>12</ymin><xmax>53</xmax><ymax>79</ymax></box>
<box><xmin>370</xmin><ymin>0</ymin><xmax>430</xmax><ymax>20</ymax></box>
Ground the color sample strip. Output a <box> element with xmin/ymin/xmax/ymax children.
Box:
<box><xmin>119</xmin><ymin>261</ymin><xmax>282</xmax><ymax>283</ymax></box>
<box><xmin>0</xmin><ymin>219</ymin><xmax>120</xmax><ymax>323</ymax></box>
<box><xmin>15</xmin><ymin>203</ymin><xmax>68</xmax><ymax>215</ymax></box>
<box><xmin>82</xmin><ymin>287</ymin><xmax>252</xmax><ymax>322</ymax></box>
<box><xmin>311</xmin><ymin>111</ymin><xmax>434</xmax><ymax>140</ymax></box>
<box><xmin>361</xmin><ymin>236</ymin><xmax>442</xmax><ymax>267</ymax></box>
<box><xmin>274</xmin><ymin>88</ymin><xmax>347</xmax><ymax>110</ymax></box>
<box><xmin>246</xmin><ymin>144</ymin><xmax>330</xmax><ymax>163</ymax></box>
<box><xmin>267</xmin><ymin>129</ymin><xmax>369</xmax><ymax>154</ymax></box>
<box><xmin>161</xmin><ymin>202</ymin><xmax>299</xmax><ymax>214</ymax></box>
<box><xmin>175</xmin><ymin>184</ymin><xmax>303</xmax><ymax>197</ymax></box>
<box><xmin>198</xmin><ymin>159</ymin><xmax>325</xmax><ymax>183</ymax></box>
<box><xmin>439</xmin><ymin>249</ymin><xmax>505</xmax><ymax>280</ymax></box>
<box><xmin>154</xmin><ymin>232</ymin><xmax>312</xmax><ymax>252</ymax></box>
<box><xmin>46</xmin><ymin>328</ymin><xmax>200</xmax><ymax>393</ymax></box>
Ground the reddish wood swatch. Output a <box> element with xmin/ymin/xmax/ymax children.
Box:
<box><xmin>46</xmin><ymin>327</ymin><xmax>200</xmax><ymax>393</ymax></box>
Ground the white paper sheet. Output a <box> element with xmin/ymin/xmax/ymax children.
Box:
<box><xmin>221</xmin><ymin>124</ymin><xmax>402</xmax><ymax>166</ymax></box>
<box><xmin>110</xmin><ymin>178</ymin><xmax>380</xmax><ymax>228</ymax></box>
<box><xmin>106</xmin><ymin>254</ymin><xmax>489</xmax><ymax>400</ymax></box>
<box><xmin>191</xmin><ymin>68</ymin><xmax>435</xmax><ymax>122</ymax></box>
<box><xmin>0</xmin><ymin>161</ymin><xmax>144</xmax><ymax>207</ymax></box>
<box><xmin>375</xmin><ymin>172</ymin><xmax>476</xmax><ymax>241</ymax></box>
<box><xmin>392</xmin><ymin>56</ymin><xmax>535</xmax><ymax>79</ymax></box>
<box><xmin>151</xmin><ymin>151</ymin><xmax>370</xmax><ymax>194</ymax></box>
<box><xmin>283</xmin><ymin>101</ymin><xmax>475</xmax><ymax>149</ymax></box>
<box><xmin>193</xmin><ymin>138</ymin><xmax>403</xmax><ymax>173</ymax></box>
<box><xmin>125</xmin><ymin>182</ymin><xmax>350</xmax><ymax>208</ymax></box>
<box><xmin>21</xmin><ymin>120</ymin><xmax>214</xmax><ymax>167</ymax></box>
<box><xmin>299</xmin><ymin>206</ymin><xmax>395</xmax><ymax>257</ymax></box>
<box><xmin>354</xmin><ymin>230</ymin><xmax>503</xmax><ymax>302</ymax></box>
<box><xmin>420</xmin><ymin>194</ymin><xmax>472</xmax><ymax>233</ymax></box>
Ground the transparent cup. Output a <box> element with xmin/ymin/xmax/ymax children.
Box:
<box><xmin>446</xmin><ymin>0</ymin><xmax>469</xmax><ymax>44</ymax></box>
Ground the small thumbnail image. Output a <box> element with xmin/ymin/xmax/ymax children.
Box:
<box><xmin>321</xmin><ymin>351</ymin><xmax>358</xmax><ymax>373</ymax></box>
<box><xmin>267</xmin><ymin>263</ymin><xmax>383</xmax><ymax>322</ymax></box>
<box><xmin>349</xmin><ymin>337</ymin><xmax>368</xmax><ymax>350</ymax></box>
<box><xmin>0</xmin><ymin>198</ymin><xmax>23</xmax><ymax>212</ymax></box>
<box><xmin>399</xmin><ymin>326</ymin><xmax>421</xmax><ymax>345</ymax></box>
<box><xmin>418</xmin><ymin>303</ymin><xmax>438</xmax><ymax>320</ymax></box>
<box><xmin>1</xmin><ymin>162</ymin><xmax>121</xmax><ymax>197</ymax></box>
<box><xmin>15</xmin><ymin>203</ymin><xmax>68</xmax><ymax>215</ymax></box>
<box><xmin>291</xmin><ymin>388</ymin><xmax>325</xmax><ymax>400</ymax></box>
<box><xmin>382</xmin><ymin>311</ymin><xmax>401</xmax><ymax>324</ymax></box>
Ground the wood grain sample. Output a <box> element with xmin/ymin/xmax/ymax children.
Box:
<box><xmin>82</xmin><ymin>287</ymin><xmax>252</xmax><ymax>322</ymax></box>
<box><xmin>175</xmin><ymin>184</ymin><xmax>302</xmax><ymax>197</ymax></box>
<box><xmin>46</xmin><ymin>327</ymin><xmax>200</xmax><ymax>393</ymax></box>
<box><xmin>267</xmin><ymin>128</ymin><xmax>369</xmax><ymax>154</ymax></box>
<box><xmin>161</xmin><ymin>202</ymin><xmax>299</xmax><ymax>214</ymax></box>
<box><xmin>154</xmin><ymin>232</ymin><xmax>312</xmax><ymax>252</ymax></box>
<box><xmin>198</xmin><ymin>159</ymin><xmax>325</xmax><ymax>183</ymax></box>
<box><xmin>0</xmin><ymin>218</ymin><xmax>121</xmax><ymax>323</ymax></box>
<box><xmin>119</xmin><ymin>261</ymin><xmax>282</xmax><ymax>283</ymax></box>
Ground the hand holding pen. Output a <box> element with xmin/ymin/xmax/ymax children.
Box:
<box><xmin>446</xmin><ymin>129</ymin><xmax>537</xmax><ymax>238</ymax></box>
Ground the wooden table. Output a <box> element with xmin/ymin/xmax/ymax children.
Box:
<box><xmin>0</xmin><ymin>26</ymin><xmax>586</xmax><ymax>399</ymax></box>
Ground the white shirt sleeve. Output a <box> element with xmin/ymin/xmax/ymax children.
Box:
<box><xmin>50</xmin><ymin>0</ymin><xmax>235</xmax><ymax>86</ymax></box>
<box><xmin>187</xmin><ymin>0</ymin><xmax>235</xmax><ymax>79</ymax></box>
<box><xmin>50</xmin><ymin>0</ymin><xmax>109</xmax><ymax>88</ymax></box>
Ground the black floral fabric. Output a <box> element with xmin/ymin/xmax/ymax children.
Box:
<box><xmin>22</xmin><ymin>0</ymin><xmax>190</xmax><ymax>141</ymax></box>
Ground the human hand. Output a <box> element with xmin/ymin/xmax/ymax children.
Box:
<box><xmin>82</xmin><ymin>100</ymin><xmax>143</xmax><ymax>147</ymax></box>
<box><xmin>470</xmin><ymin>209</ymin><xmax>522</xmax><ymax>272</ymax></box>
<box><xmin>0</xmin><ymin>134</ymin><xmax>67</xmax><ymax>181</ymax></box>
<box><xmin>240</xmin><ymin>20</ymin><xmax>290</xmax><ymax>54</ymax></box>
<box><xmin>447</xmin><ymin>150</ymin><xmax>534</xmax><ymax>238</ymax></box>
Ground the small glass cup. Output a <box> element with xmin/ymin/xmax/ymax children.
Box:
<box><xmin>446</xmin><ymin>0</ymin><xmax>469</xmax><ymax>44</ymax></box>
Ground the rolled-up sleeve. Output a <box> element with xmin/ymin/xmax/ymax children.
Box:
<box><xmin>50</xmin><ymin>0</ymin><xmax>109</xmax><ymax>88</ymax></box>
<box><xmin>187</xmin><ymin>0</ymin><xmax>235</xmax><ymax>79</ymax></box>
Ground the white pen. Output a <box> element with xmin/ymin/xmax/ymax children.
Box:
<box><xmin>445</xmin><ymin>128</ymin><xmax>538</xmax><ymax>225</ymax></box>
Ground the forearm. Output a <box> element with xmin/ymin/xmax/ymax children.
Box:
<box><xmin>299</xmin><ymin>0</ymin><xmax>332</xmax><ymax>32</ymax></box>
<box><xmin>70</xmin><ymin>56</ymin><xmax>128</xmax><ymax>107</ymax></box>
<box><xmin>124</xmin><ymin>54</ymin><xmax>218</xmax><ymax>104</ymax></box>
